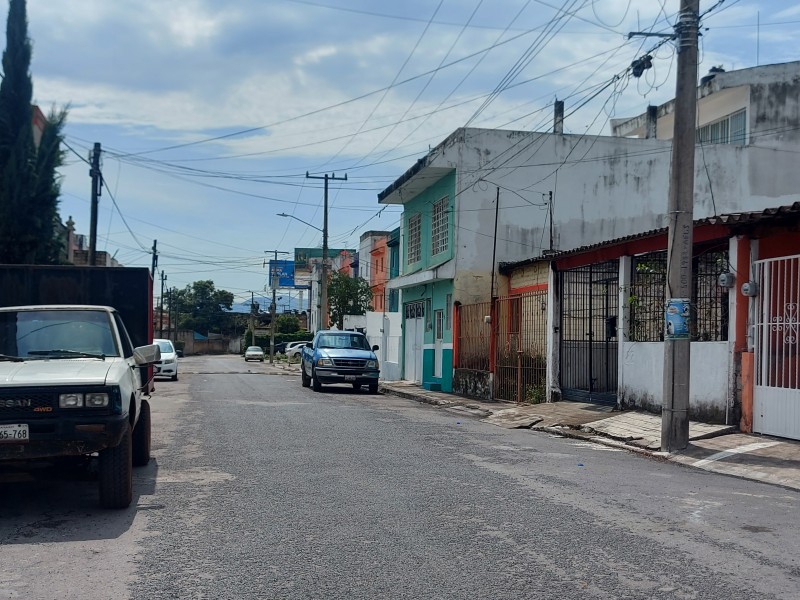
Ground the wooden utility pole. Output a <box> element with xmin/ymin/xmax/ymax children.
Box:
<box><xmin>88</xmin><ymin>143</ymin><xmax>102</xmax><ymax>266</ymax></box>
<box><xmin>159</xmin><ymin>270</ymin><xmax>167</xmax><ymax>338</ymax></box>
<box><xmin>151</xmin><ymin>240</ymin><xmax>158</xmax><ymax>281</ymax></box>
<box><xmin>661</xmin><ymin>0</ymin><xmax>700</xmax><ymax>451</ymax></box>
<box><xmin>305</xmin><ymin>172</ymin><xmax>347</xmax><ymax>330</ymax></box>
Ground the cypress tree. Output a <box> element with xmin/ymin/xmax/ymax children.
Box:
<box><xmin>0</xmin><ymin>0</ymin><xmax>66</xmax><ymax>264</ymax></box>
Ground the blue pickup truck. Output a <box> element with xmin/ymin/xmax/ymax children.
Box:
<box><xmin>300</xmin><ymin>330</ymin><xmax>380</xmax><ymax>393</ymax></box>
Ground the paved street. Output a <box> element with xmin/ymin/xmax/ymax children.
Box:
<box><xmin>2</xmin><ymin>354</ymin><xmax>800</xmax><ymax>599</ymax></box>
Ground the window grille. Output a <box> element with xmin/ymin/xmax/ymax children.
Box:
<box><xmin>431</xmin><ymin>197</ymin><xmax>449</xmax><ymax>256</ymax></box>
<box><xmin>407</xmin><ymin>214</ymin><xmax>421</xmax><ymax>265</ymax></box>
<box><xmin>435</xmin><ymin>310</ymin><xmax>444</xmax><ymax>340</ymax></box>
<box><xmin>697</xmin><ymin>109</ymin><xmax>746</xmax><ymax>145</ymax></box>
<box><xmin>629</xmin><ymin>249</ymin><xmax>729</xmax><ymax>342</ymax></box>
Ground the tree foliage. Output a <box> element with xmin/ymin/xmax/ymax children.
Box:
<box><xmin>168</xmin><ymin>280</ymin><xmax>235</xmax><ymax>335</ymax></box>
<box><xmin>276</xmin><ymin>314</ymin><xmax>300</xmax><ymax>334</ymax></box>
<box><xmin>0</xmin><ymin>0</ymin><xmax>67</xmax><ymax>264</ymax></box>
<box><xmin>327</xmin><ymin>272</ymin><xmax>372</xmax><ymax>330</ymax></box>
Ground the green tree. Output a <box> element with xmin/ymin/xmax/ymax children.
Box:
<box><xmin>327</xmin><ymin>272</ymin><xmax>372</xmax><ymax>330</ymax></box>
<box><xmin>169</xmin><ymin>280</ymin><xmax>235</xmax><ymax>335</ymax></box>
<box><xmin>275</xmin><ymin>314</ymin><xmax>300</xmax><ymax>334</ymax></box>
<box><xmin>0</xmin><ymin>0</ymin><xmax>66</xmax><ymax>264</ymax></box>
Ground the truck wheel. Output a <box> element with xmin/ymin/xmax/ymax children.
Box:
<box><xmin>99</xmin><ymin>423</ymin><xmax>133</xmax><ymax>509</ymax></box>
<box><xmin>132</xmin><ymin>399</ymin><xmax>151</xmax><ymax>467</ymax></box>
<box><xmin>351</xmin><ymin>383</ymin><xmax>361</xmax><ymax>391</ymax></box>
<box><xmin>312</xmin><ymin>368</ymin><xmax>322</xmax><ymax>392</ymax></box>
<box><xmin>368</xmin><ymin>383</ymin><xmax>379</xmax><ymax>394</ymax></box>
<box><xmin>301</xmin><ymin>364</ymin><xmax>310</xmax><ymax>387</ymax></box>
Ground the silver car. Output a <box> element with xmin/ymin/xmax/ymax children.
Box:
<box><xmin>244</xmin><ymin>346</ymin><xmax>265</xmax><ymax>362</ymax></box>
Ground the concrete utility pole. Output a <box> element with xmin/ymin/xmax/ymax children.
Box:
<box><xmin>250</xmin><ymin>291</ymin><xmax>256</xmax><ymax>348</ymax></box>
<box><xmin>151</xmin><ymin>240</ymin><xmax>158</xmax><ymax>281</ymax></box>
<box><xmin>88</xmin><ymin>143</ymin><xmax>102</xmax><ymax>266</ymax></box>
<box><xmin>661</xmin><ymin>0</ymin><xmax>700</xmax><ymax>451</ymax></box>
<box><xmin>305</xmin><ymin>172</ymin><xmax>347</xmax><ymax>330</ymax></box>
<box><xmin>159</xmin><ymin>270</ymin><xmax>167</xmax><ymax>338</ymax></box>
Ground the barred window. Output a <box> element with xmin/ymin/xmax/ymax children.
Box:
<box><xmin>407</xmin><ymin>214</ymin><xmax>421</xmax><ymax>265</ymax></box>
<box><xmin>629</xmin><ymin>249</ymin><xmax>729</xmax><ymax>342</ymax></box>
<box><xmin>431</xmin><ymin>197</ymin><xmax>449</xmax><ymax>256</ymax></box>
<box><xmin>697</xmin><ymin>109</ymin><xmax>746</xmax><ymax>145</ymax></box>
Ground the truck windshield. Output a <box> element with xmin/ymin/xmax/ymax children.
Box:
<box><xmin>0</xmin><ymin>309</ymin><xmax>119</xmax><ymax>358</ymax></box>
<box><xmin>316</xmin><ymin>334</ymin><xmax>370</xmax><ymax>350</ymax></box>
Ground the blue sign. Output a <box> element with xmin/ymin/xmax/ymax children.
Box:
<box><xmin>269</xmin><ymin>260</ymin><xmax>295</xmax><ymax>288</ymax></box>
<box><xmin>664</xmin><ymin>298</ymin><xmax>690</xmax><ymax>339</ymax></box>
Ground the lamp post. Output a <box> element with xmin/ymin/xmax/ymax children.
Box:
<box><xmin>278</xmin><ymin>212</ymin><xmax>327</xmax><ymax>332</ymax></box>
<box><xmin>264</xmin><ymin>249</ymin><xmax>290</xmax><ymax>364</ymax></box>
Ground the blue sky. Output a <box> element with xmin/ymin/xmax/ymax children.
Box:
<box><xmin>21</xmin><ymin>0</ymin><xmax>800</xmax><ymax>308</ymax></box>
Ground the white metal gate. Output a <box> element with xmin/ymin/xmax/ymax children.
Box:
<box><xmin>753</xmin><ymin>254</ymin><xmax>800</xmax><ymax>440</ymax></box>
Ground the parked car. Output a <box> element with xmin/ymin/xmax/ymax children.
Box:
<box><xmin>244</xmin><ymin>346</ymin><xmax>265</xmax><ymax>362</ymax></box>
<box><xmin>273</xmin><ymin>342</ymin><xmax>288</xmax><ymax>355</ymax></box>
<box><xmin>285</xmin><ymin>341</ymin><xmax>307</xmax><ymax>359</ymax></box>
<box><xmin>153</xmin><ymin>338</ymin><xmax>179</xmax><ymax>381</ymax></box>
<box><xmin>300</xmin><ymin>330</ymin><xmax>379</xmax><ymax>393</ymax></box>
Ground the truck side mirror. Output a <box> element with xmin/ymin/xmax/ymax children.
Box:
<box><xmin>372</xmin><ymin>345</ymin><xmax>379</xmax><ymax>351</ymax></box>
<box><xmin>305</xmin><ymin>341</ymin><xmax>313</xmax><ymax>348</ymax></box>
<box><xmin>134</xmin><ymin>344</ymin><xmax>161</xmax><ymax>366</ymax></box>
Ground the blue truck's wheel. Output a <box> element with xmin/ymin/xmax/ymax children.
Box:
<box><xmin>301</xmin><ymin>363</ymin><xmax>310</xmax><ymax>387</ymax></box>
<box><xmin>312</xmin><ymin>368</ymin><xmax>322</xmax><ymax>392</ymax></box>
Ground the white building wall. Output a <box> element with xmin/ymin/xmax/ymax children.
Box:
<box><xmin>620</xmin><ymin>341</ymin><xmax>729</xmax><ymax>420</ymax></box>
<box><xmin>364</xmin><ymin>311</ymin><xmax>402</xmax><ymax>381</ymax></box>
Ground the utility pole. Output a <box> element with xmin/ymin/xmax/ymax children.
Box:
<box><xmin>250</xmin><ymin>291</ymin><xmax>256</xmax><ymax>348</ymax></box>
<box><xmin>151</xmin><ymin>240</ymin><xmax>158</xmax><ymax>281</ymax></box>
<box><xmin>159</xmin><ymin>270</ymin><xmax>167</xmax><ymax>338</ymax></box>
<box><xmin>88</xmin><ymin>143</ymin><xmax>102</xmax><ymax>266</ymax></box>
<box><xmin>661</xmin><ymin>0</ymin><xmax>699</xmax><ymax>451</ymax></box>
<box><xmin>305</xmin><ymin>172</ymin><xmax>347</xmax><ymax>330</ymax></box>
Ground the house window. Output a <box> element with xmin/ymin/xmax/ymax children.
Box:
<box><xmin>431</xmin><ymin>196</ymin><xmax>449</xmax><ymax>256</ymax></box>
<box><xmin>697</xmin><ymin>109</ymin><xmax>746</xmax><ymax>145</ymax></box>
<box><xmin>407</xmin><ymin>214</ymin><xmax>421</xmax><ymax>265</ymax></box>
<box><xmin>435</xmin><ymin>310</ymin><xmax>444</xmax><ymax>340</ymax></box>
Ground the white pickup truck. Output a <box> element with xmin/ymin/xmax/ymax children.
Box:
<box><xmin>0</xmin><ymin>305</ymin><xmax>160</xmax><ymax>508</ymax></box>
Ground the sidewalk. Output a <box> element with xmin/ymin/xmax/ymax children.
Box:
<box><xmin>379</xmin><ymin>380</ymin><xmax>800</xmax><ymax>492</ymax></box>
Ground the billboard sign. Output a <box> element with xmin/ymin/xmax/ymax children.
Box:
<box><xmin>269</xmin><ymin>260</ymin><xmax>295</xmax><ymax>288</ymax></box>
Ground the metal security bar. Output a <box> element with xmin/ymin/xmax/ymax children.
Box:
<box><xmin>754</xmin><ymin>255</ymin><xmax>800</xmax><ymax>389</ymax></box>
<box><xmin>629</xmin><ymin>249</ymin><xmax>728</xmax><ymax>342</ymax></box>
<box><xmin>457</xmin><ymin>301</ymin><xmax>492</xmax><ymax>371</ymax></box>
<box><xmin>559</xmin><ymin>260</ymin><xmax>619</xmax><ymax>404</ymax></box>
<box><xmin>494</xmin><ymin>291</ymin><xmax>548</xmax><ymax>402</ymax></box>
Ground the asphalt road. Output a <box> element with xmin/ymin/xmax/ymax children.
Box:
<box><xmin>2</xmin><ymin>354</ymin><xmax>800</xmax><ymax>599</ymax></box>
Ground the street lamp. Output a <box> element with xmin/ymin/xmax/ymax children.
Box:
<box><xmin>265</xmin><ymin>249</ymin><xmax>290</xmax><ymax>365</ymax></box>
<box><xmin>278</xmin><ymin>211</ymin><xmax>329</xmax><ymax>332</ymax></box>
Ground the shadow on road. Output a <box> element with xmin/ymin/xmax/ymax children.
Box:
<box><xmin>0</xmin><ymin>456</ymin><xmax>160</xmax><ymax>543</ymax></box>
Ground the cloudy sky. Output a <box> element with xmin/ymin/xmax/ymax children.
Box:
<box><xmin>20</xmin><ymin>0</ymin><xmax>799</xmax><ymax>309</ymax></box>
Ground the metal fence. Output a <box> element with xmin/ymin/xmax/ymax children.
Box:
<box><xmin>629</xmin><ymin>249</ymin><xmax>729</xmax><ymax>342</ymax></box>
<box><xmin>494</xmin><ymin>291</ymin><xmax>548</xmax><ymax>402</ymax></box>
<box><xmin>457</xmin><ymin>301</ymin><xmax>492</xmax><ymax>371</ymax></box>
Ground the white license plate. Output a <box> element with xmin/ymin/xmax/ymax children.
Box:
<box><xmin>344</xmin><ymin>375</ymin><xmax>356</xmax><ymax>381</ymax></box>
<box><xmin>0</xmin><ymin>424</ymin><xmax>29</xmax><ymax>443</ymax></box>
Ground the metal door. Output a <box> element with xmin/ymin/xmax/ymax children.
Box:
<box><xmin>404</xmin><ymin>301</ymin><xmax>425</xmax><ymax>383</ymax></box>
<box><xmin>559</xmin><ymin>261</ymin><xmax>619</xmax><ymax>404</ymax></box>
<box><xmin>753</xmin><ymin>255</ymin><xmax>800</xmax><ymax>440</ymax></box>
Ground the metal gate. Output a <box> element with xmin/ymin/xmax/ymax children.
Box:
<box><xmin>494</xmin><ymin>291</ymin><xmax>548</xmax><ymax>402</ymax></box>
<box><xmin>559</xmin><ymin>260</ymin><xmax>619</xmax><ymax>404</ymax></box>
<box><xmin>753</xmin><ymin>254</ymin><xmax>800</xmax><ymax>440</ymax></box>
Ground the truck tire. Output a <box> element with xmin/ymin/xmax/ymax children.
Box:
<box><xmin>368</xmin><ymin>383</ymin><xmax>378</xmax><ymax>394</ymax></box>
<box><xmin>132</xmin><ymin>399</ymin><xmax>151</xmax><ymax>467</ymax></box>
<box><xmin>312</xmin><ymin>368</ymin><xmax>322</xmax><ymax>392</ymax></box>
<box><xmin>301</xmin><ymin>364</ymin><xmax>311</xmax><ymax>387</ymax></box>
<box><xmin>99</xmin><ymin>424</ymin><xmax>133</xmax><ymax>509</ymax></box>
